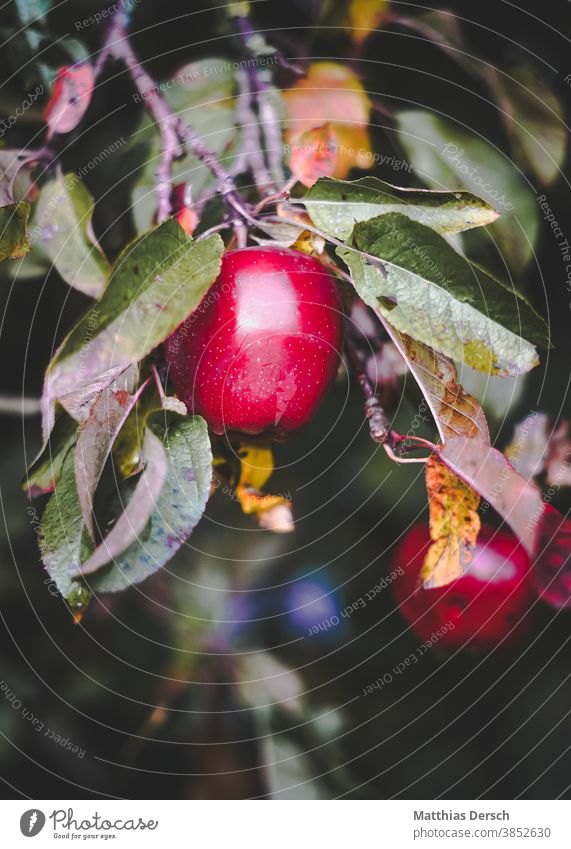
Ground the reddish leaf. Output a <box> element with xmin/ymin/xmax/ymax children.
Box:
<box><xmin>289</xmin><ymin>124</ymin><xmax>337</xmax><ymax>188</ymax></box>
<box><xmin>533</xmin><ymin>506</ymin><xmax>571</xmax><ymax>608</ymax></box>
<box><xmin>284</xmin><ymin>62</ymin><xmax>372</xmax><ymax>181</ymax></box>
<box><xmin>170</xmin><ymin>183</ymin><xmax>199</xmax><ymax>236</ymax></box>
<box><xmin>44</xmin><ymin>64</ymin><xmax>94</xmax><ymax>138</ymax></box>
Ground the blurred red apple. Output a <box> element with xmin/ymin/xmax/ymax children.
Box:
<box><xmin>391</xmin><ymin>523</ymin><xmax>535</xmax><ymax>650</ymax></box>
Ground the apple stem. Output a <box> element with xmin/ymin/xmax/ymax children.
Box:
<box><xmin>344</xmin><ymin>329</ymin><xmax>392</xmax><ymax>444</ymax></box>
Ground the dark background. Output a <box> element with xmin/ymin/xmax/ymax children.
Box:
<box><xmin>0</xmin><ymin>0</ymin><xmax>570</xmax><ymax>799</ymax></box>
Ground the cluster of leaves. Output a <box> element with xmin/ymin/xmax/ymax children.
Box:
<box><xmin>0</xmin><ymin>0</ymin><xmax>569</xmax><ymax>616</ymax></box>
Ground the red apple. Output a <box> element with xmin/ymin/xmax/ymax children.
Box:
<box><xmin>165</xmin><ymin>246</ymin><xmax>343</xmax><ymax>437</ymax></box>
<box><xmin>391</xmin><ymin>523</ymin><xmax>535</xmax><ymax>650</ymax></box>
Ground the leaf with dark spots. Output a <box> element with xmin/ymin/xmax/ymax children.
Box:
<box><xmin>43</xmin><ymin>64</ymin><xmax>94</xmax><ymax>138</ymax></box>
<box><xmin>41</xmin><ymin>222</ymin><xmax>223</xmax><ymax>437</ymax></box>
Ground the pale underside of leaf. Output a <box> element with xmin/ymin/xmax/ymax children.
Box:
<box><xmin>86</xmin><ymin>414</ymin><xmax>212</xmax><ymax>592</ymax></box>
<box><xmin>42</xmin><ymin>362</ymin><xmax>139</xmax><ymax>442</ymax></box>
<box><xmin>338</xmin><ymin>212</ymin><xmax>547</xmax><ymax>375</ymax></box>
<box><xmin>78</xmin><ymin>426</ymin><xmax>168</xmax><ymax>575</ymax></box>
<box><xmin>74</xmin><ymin>380</ymin><xmax>150</xmax><ymax>541</ymax></box>
<box><xmin>302</xmin><ymin>175</ymin><xmax>500</xmax><ymax>240</ymax></box>
<box><xmin>435</xmin><ymin>436</ymin><xmax>543</xmax><ymax>555</ymax></box>
<box><xmin>40</xmin><ymin>414</ymin><xmax>212</xmax><ymax>598</ymax></box>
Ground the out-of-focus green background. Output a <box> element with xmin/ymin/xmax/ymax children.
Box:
<box><xmin>1</xmin><ymin>0</ymin><xmax>570</xmax><ymax>799</ymax></box>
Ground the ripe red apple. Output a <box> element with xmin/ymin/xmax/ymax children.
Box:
<box><xmin>165</xmin><ymin>246</ymin><xmax>343</xmax><ymax>437</ymax></box>
<box><xmin>391</xmin><ymin>523</ymin><xmax>535</xmax><ymax>650</ymax></box>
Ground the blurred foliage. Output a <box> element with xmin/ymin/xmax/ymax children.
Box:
<box><xmin>0</xmin><ymin>0</ymin><xmax>570</xmax><ymax>800</ymax></box>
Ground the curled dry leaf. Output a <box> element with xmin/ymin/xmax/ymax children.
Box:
<box><xmin>422</xmin><ymin>455</ymin><xmax>481</xmax><ymax>588</ymax></box>
<box><xmin>44</xmin><ymin>64</ymin><xmax>95</xmax><ymax>138</ymax></box>
<box><xmin>379</xmin><ymin>324</ymin><xmax>489</xmax><ymax>588</ymax></box>
<box><xmin>388</xmin><ymin>328</ymin><xmax>490</xmax><ymax>444</ymax></box>
<box><xmin>284</xmin><ymin>62</ymin><xmax>372</xmax><ymax>185</ymax></box>
<box><xmin>434</xmin><ymin>436</ymin><xmax>571</xmax><ymax>608</ymax></box>
<box><xmin>227</xmin><ymin>442</ymin><xmax>294</xmax><ymax>530</ymax></box>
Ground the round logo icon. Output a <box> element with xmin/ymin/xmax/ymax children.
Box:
<box><xmin>20</xmin><ymin>810</ymin><xmax>46</xmax><ymax>837</ymax></box>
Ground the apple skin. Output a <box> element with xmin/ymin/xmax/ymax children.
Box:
<box><xmin>165</xmin><ymin>246</ymin><xmax>343</xmax><ymax>437</ymax></box>
<box><xmin>391</xmin><ymin>524</ymin><xmax>535</xmax><ymax>650</ymax></box>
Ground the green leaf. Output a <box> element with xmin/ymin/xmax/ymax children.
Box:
<box><xmin>130</xmin><ymin>58</ymin><xmax>239</xmax><ymax>232</ymax></box>
<box><xmin>494</xmin><ymin>65</ymin><xmax>566</xmax><ymax>186</ymax></box>
<box><xmin>33</xmin><ymin>174</ymin><xmax>110</xmax><ymax>296</ymax></box>
<box><xmin>0</xmin><ymin>202</ymin><xmax>30</xmax><ymax>261</ymax></box>
<box><xmin>84</xmin><ymin>413</ymin><xmax>212</xmax><ymax>592</ymax></box>
<box><xmin>23</xmin><ymin>405</ymin><xmax>77</xmax><ymax>496</ymax></box>
<box><xmin>43</xmin><ymin>221</ymin><xmax>223</xmax><ymax>430</ymax></box>
<box><xmin>40</xmin><ymin>413</ymin><xmax>212</xmax><ymax>598</ymax></box>
<box><xmin>339</xmin><ymin>212</ymin><xmax>548</xmax><ymax>375</ymax></box>
<box><xmin>301</xmin><ymin>176</ymin><xmax>499</xmax><ymax>240</ymax></box>
<box><xmin>0</xmin><ymin>149</ymin><xmax>37</xmax><ymax>206</ymax></box>
<box><xmin>39</xmin><ymin>445</ymin><xmax>92</xmax><ymax>600</ymax></box>
<box><xmin>395</xmin><ymin>110</ymin><xmax>540</xmax><ymax>272</ymax></box>
<box><xmin>14</xmin><ymin>0</ymin><xmax>51</xmax><ymax>25</ymax></box>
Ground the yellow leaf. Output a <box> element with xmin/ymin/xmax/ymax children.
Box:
<box><xmin>284</xmin><ymin>62</ymin><xmax>372</xmax><ymax>182</ymax></box>
<box><xmin>421</xmin><ymin>455</ymin><xmax>481</xmax><ymax>588</ymax></box>
<box><xmin>349</xmin><ymin>0</ymin><xmax>391</xmax><ymax>44</ymax></box>
<box><xmin>215</xmin><ymin>442</ymin><xmax>294</xmax><ymax>527</ymax></box>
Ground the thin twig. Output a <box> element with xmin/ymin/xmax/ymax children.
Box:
<box><xmin>231</xmin><ymin>70</ymin><xmax>273</xmax><ymax>193</ymax></box>
<box><xmin>234</xmin><ymin>14</ymin><xmax>285</xmax><ymax>189</ymax></box>
<box><xmin>102</xmin><ymin>10</ymin><xmax>252</xmax><ymax>224</ymax></box>
<box><xmin>0</xmin><ymin>396</ymin><xmax>42</xmax><ymax>416</ymax></box>
<box><xmin>344</xmin><ymin>329</ymin><xmax>392</xmax><ymax>445</ymax></box>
